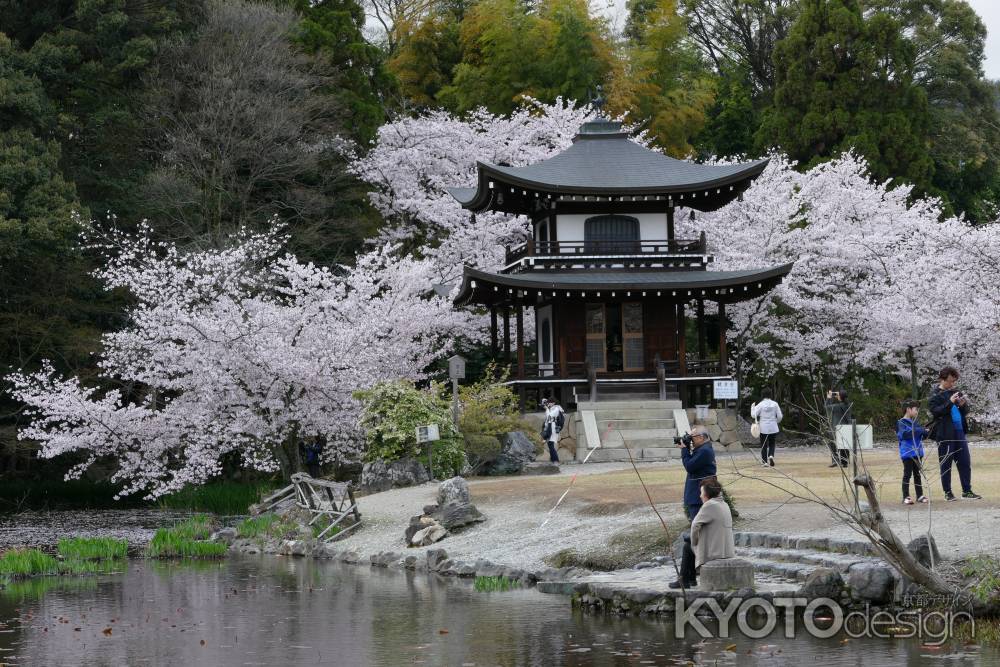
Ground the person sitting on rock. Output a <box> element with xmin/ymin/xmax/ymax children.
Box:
<box><xmin>670</xmin><ymin>477</ymin><xmax>735</xmax><ymax>589</ymax></box>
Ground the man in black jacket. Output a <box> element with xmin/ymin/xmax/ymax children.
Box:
<box><xmin>928</xmin><ymin>366</ymin><xmax>981</xmax><ymax>501</ymax></box>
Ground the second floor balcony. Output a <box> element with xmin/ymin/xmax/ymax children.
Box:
<box><xmin>504</xmin><ymin>234</ymin><xmax>708</xmax><ymax>267</ymax></box>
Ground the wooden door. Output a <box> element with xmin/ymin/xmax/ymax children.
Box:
<box><xmin>585</xmin><ymin>304</ymin><xmax>606</xmax><ymax>372</ymax></box>
<box><xmin>622</xmin><ymin>302</ymin><xmax>644</xmax><ymax>371</ymax></box>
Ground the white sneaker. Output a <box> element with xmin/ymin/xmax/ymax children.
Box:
<box><xmin>903</xmin><ymin>497</ymin><xmax>914</xmax><ymax>505</ymax></box>
<box><xmin>768</xmin><ymin>456</ymin><xmax>775</xmax><ymax>467</ymax></box>
<box><xmin>917</xmin><ymin>496</ymin><xmax>929</xmax><ymax>503</ymax></box>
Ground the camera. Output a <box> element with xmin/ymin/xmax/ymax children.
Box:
<box><xmin>673</xmin><ymin>432</ymin><xmax>693</xmax><ymax>448</ymax></box>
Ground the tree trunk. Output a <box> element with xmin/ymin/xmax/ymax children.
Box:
<box><xmin>854</xmin><ymin>473</ymin><xmax>992</xmax><ymax>613</ymax></box>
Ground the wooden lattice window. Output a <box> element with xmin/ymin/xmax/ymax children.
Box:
<box><xmin>584</xmin><ymin>215</ymin><xmax>640</xmax><ymax>253</ymax></box>
<box><xmin>623</xmin><ymin>302</ymin><xmax>644</xmax><ymax>371</ymax></box>
<box><xmin>585</xmin><ymin>304</ymin><xmax>606</xmax><ymax>372</ymax></box>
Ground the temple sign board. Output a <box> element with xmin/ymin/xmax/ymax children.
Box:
<box><xmin>448</xmin><ymin>354</ymin><xmax>466</xmax><ymax>380</ymax></box>
<box><xmin>713</xmin><ymin>380</ymin><xmax>738</xmax><ymax>400</ymax></box>
<box><xmin>416</xmin><ymin>424</ymin><xmax>440</xmax><ymax>443</ymax></box>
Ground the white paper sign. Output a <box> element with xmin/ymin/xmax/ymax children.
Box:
<box><xmin>835</xmin><ymin>424</ymin><xmax>874</xmax><ymax>450</ymax></box>
<box><xmin>416</xmin><ymin>424</ymin><xmax>441</xmax><ymax>443</ymax></box>
<box><xmin>713</xmin><ymin>380</ymin><xmax>738</xmax><ymax>400</ymax></box>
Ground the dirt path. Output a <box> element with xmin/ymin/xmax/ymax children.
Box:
<box><xmin>333</xmin><ymin>442</ymin><xmax>1000</xmax><ymax>569</ymax></box>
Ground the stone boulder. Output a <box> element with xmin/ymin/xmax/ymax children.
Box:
<box><xmin>435</xmin><ymin>502</ymin><xmax>485</xmax><ymax>531</ymax></box>
<box><xmin>797</xmin><ymin>568</ymin><xmax>845</xmax><ymax>599</ymax></box>
<box><xmin>437</xmin><ymin>476</ymin><xmax>472</xmax><ymax>505</ymax></box>
<box><xmin>478</xmin><ymin>432</ymin><xmax>537</xmax><ymax>476</ymax></box>
<box><xmin>906</xmin><ymin>534</ymin><xmax>941</xmax><ymax>569</ymax></box>
<box><xmin>361</xmin><ymin>458</ymin><xmax>430</xmax><ymax>494</ymax></box>
<box><xmin>699</xmin><ymin>558</ymin><xmax>755</xmax><ymax>591</ymax></box>
<box><xmin>847</xmin><ymin>564</ymin><xmax>895</xmax><ymax>603</ymax></box>
<box><xmin>411</xmin><ymin>523</ymin><xmax>448</xmax><ymax>547</ymax></box>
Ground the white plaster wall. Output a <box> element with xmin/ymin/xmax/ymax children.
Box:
<box><xmin>554</xmin><ymin>213</ymin><xmax>668</xmax><ymax>242</ymax></box>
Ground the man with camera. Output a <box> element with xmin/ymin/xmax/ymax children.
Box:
<box><xmin>669</xmin><ymin>425</ymin><xmax>718</xmax><ymax>589</ymax></box>
<box><xmin>678</xmin><ymin>425</ymin><xmax>717</xmax><ymax>520</ymax></box>
<box><xmin>928</xmin><ymin>366</ymin><xmax>981</xmax><ymax>501</ymax></box>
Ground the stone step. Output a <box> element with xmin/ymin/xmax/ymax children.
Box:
<box><xmin>589</xmin><ymin>409</ymin><xmax>673</xmax><ymax>421</ymax></box>
<box><xmin>601</xmin><ymin>429</ymin><xmax>677</xmax><ymax>446</ymax></box>
<box><xmin>577</xmin><ymin>400</ymin><xmax>683</xmax><ymax>411</ymax></box>
<box><xmin>735</xmin><ymin>546</ymin><xmax>884</xmax><ymax>574</ymax></box>
<box><xmin>577</xmin><ymin>447</ymin><xmax>681</xmax><ymax>462</ymax></box>
<box><xmin>733</xmin><ymin>532</ymin><xmax>877</xmax><ymax>557</ymax></box>
<box><xmin>597</xmin><ymin>418</ymin><xmax>675</xmax><ymax>430</ymax></box>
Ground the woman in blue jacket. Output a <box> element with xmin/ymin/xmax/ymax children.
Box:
<box><xmin>897</xmin><ymin>400</ymin><xmax>927</xmax><ymax>504</ymax></box>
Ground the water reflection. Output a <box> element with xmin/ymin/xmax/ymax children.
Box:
<box><xmin>0</xmin><ymin>556</ymin><xmax>991</xmax><ymax>666</ymax></box>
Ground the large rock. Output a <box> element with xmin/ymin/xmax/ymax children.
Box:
<box><xmin>479</xmin><ymin>432</ymin><xmax>537</xmax><ymax>476</ymax></box>
<box><xmin>797</xmin><ymin>568</ymin><xmax>845</xmax><ymax>599</ymax></box>
<box><xmin>847</xmin><ymin>564</ymin><xmax>895</xmax><ymax>603</ymax></box>
<box><xmin>717</xmin><ymin>410</ymin><xmax>740</xmax><ymax>431</ymax></box>
<box><xmin>361</xmin><ymin>458</ymin><xmax>430</xmax><ymax>493</ymax></box>
<box><xmin>411</xmin><ymin>524</ymin><xmax>448</xmax><ymax>546</ymax></box>
<box><xmin>906</xmin><ymin>534</ymin><xmax>941</xmax><ymax>569</ymax></box>
<box><xmin>436</xmin><ymin>476</ymin><xmax>471</xmax><ymax>505</ymax></box>
<box><xmin>699</xmin><ymin>558</ymin><xmax>755</xmax><ymax>591</ymax></box>
<box><xmin>436</xmin><ymin>502</ymin><xmax>485</xmax><ymax>531</ymax></box>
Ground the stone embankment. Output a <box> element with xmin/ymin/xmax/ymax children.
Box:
<box><xmin>215</xmin><ymin>526</ymin><xmax>928</xmax><ymax>617</ymax></box>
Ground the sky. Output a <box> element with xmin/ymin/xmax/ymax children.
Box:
<box><xmin>967</xmin><ymin>0</ymin><xmax>1000</xmax><ymax>80</ymax></box>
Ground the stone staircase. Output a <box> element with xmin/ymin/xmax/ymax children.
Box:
<box><xmin>572</xmin><ymin>399</ymin><xmax>683</xmax><ymax>462</ymax></box>
<box><xmin>729</xmin><ymin>532</ymin><xmax>901</xmax><ymax>601</ymax></box>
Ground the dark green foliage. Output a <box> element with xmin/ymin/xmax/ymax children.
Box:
<box><xmin>157</xmin><ymin>481</ymin><xmax>281</xmax><ymax>515</ymax></box>
<box><xmin>695</xmin><ymin>67</ymin><xmax>760</xmax><ymax>158</ymax></box>
<box><xmin>759</xmin><ymin>0</ymin><xmax>933</xmax><ymax>192</ymax></box>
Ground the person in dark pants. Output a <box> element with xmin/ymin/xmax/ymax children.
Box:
<box><xmin>751</xmin><ymin>389</ymin><xmax>782</xmax><ymax>467</ymax></box>
<box><xmin>928</xmin><ymin>366</ymin><xmax>981</xmax><ymax>501</ymax></box>
<box><xmin>825</xmin><ymin>388</ymin><xmax>852</xmax><ymax>468</ymax></box>
<box><xmin>302</xmin><ymin>436</ymin><xmax>324</xmax><ymax>478</ymax></box>
<box><xmin>897</xmin><ymin>400</ymin><xmax>928</xmax><ymax>504</ymax></box>
<box><xmin>670</xmin><ymin>426</ymin><xmax>716</xmax><ymax>589</ymax></box>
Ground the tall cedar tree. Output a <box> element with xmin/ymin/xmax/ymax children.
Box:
<box><xmin>758</xmin><ymin>0</ymin><xmax>933</xmax><ymax>191</ymax></box>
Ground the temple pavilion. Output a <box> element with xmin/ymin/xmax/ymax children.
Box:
<box><xmin>448</xmin><ymin>117</ymin><xmax>793</xmax><ymax>410</ymax></box>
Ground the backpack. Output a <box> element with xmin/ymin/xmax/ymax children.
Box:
<box><xmin>555</xmin><ymin>409</ymin><xmax>565</xmax><ymax>431</ymax></box>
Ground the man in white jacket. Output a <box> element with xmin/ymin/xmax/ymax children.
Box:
<box><xmin>751</xmin><ymin>389</ymin><xmax>783</xmax><ymax>467</ymax></box>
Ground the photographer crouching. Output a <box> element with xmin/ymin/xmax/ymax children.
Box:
<box><xmin>669</xmin><ymin>425</ymin><xmax>718</xmax><ymax>589</ymax></box>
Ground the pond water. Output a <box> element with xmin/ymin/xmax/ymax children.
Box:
<box><xmin>0</xmin><ymin>556</ymin><xmax>991</xmax><ymax>666</ymax></box>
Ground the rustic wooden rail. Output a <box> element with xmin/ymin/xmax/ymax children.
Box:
<box><xmin>256</xmin><ymin>474</ymin><xmax>362</xmax><ymax>543</ymax></box>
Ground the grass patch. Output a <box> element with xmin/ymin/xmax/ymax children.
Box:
<box><xmin>57</xmin><ymin>537</ymin><xmax>128</xmax><ymax>561</ymax></box>
<box><xmin>544</xmin><ymin>519</ymin><xmax>689</xmax><ymax>571</ymax></box>
<box><xmin>473</xmin><ymin>575</ymin><xmax>521</xmax><ymax>592</ymax></box>
<box><xmin>147</xmin><ymin>515</ymin><xmax>226</xmax><ymax>559</ymax></box>
<box><xmin>310</xmin><ymin>516</ymin><xmax>342</xmax><ymax>540</ymax></box>
<box><xmin>0</xmin><ymin>549</ymin><xmax>59</xmax><ymax>577</ymax></box>
<box><xmin>236</xmin><ymin>513</ymin><xmax>304</xmax><ymax>543</ymax></box>
<box><xmin>158</xmin><ymin>481</ymin><xmax>280</xmax><ymax>515</ymax></box>
<box><xmin>960</xmin><ymin>555</ymin><xmax>1000</xmax><ymax>604</ymax></box>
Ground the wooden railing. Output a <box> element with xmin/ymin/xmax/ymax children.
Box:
<box><xmin>505</xmin><ymin>235</ymin><xmax>707</xmax><ymax>265</ymax></box>
<box><xmin>658</xmin><ymin>358</ymin><xmax>724</xmax><ymax>376</ymax></box>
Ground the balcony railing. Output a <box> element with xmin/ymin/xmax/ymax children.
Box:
<box><xmin>505</xmin><ymin>235</ymin><xmax>707</xmax><ymax>265</ymax></box>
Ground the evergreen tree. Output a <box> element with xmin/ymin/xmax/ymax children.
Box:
<box><xmin>759</xmin><ymin>0</ymin><xmax>933</xmax><ymax>191</ymax></box>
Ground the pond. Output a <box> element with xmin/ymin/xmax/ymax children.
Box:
<box><xmin>0</xmin><ymin>556</ymin><xmax>991</xmax><ymax>666</ymax></box>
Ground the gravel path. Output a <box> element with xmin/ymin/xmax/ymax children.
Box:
<box><xmin>334</xmin><ymin>441</ymin><xmax>1000</xmax><ymax>569</ymax></box>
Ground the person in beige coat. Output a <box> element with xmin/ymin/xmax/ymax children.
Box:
<box><xmin>691</xmin><ymin>478</ymin><xmax>736</xmax><ymax>569</ymax></box>
<box><xmin>670</xmin><ymin>477</ymin><xmax>736</xmax><ymax>588</ymax></box>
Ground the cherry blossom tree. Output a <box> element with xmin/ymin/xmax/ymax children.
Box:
<box><xmin>8</xmin><ymin>223</ymin><xmax>468</xmax><ymax>498</ymax></box>
<box><xmin>679</xmin><ymin>153</ymin><xmax>1000</xmax><ymax>422</ymax></box>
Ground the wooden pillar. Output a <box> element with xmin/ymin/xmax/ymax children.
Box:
<box><xmin>503</xmin><ymin>307</ymin><xmax>511</xmax><ymax>365</ymax></box>
<box><xmin>516</xmin><ymin>300</ymin><xmax>525</xmax><ymax>379</ymax></box>
<box><xmin>677</xmin><ymin>302</ymin><xmax>687</xmax><ymax>377</ymax></box>
<box><xmin>667</xmin><ymin>206</ymin><xmax>675</xmax><ymax>246</ymax></box>
<box><xmin>490</xmin><ymin>307</ymin><xmax>499</xmax><ymax>358</ymax></box>
<box><xmin>696</xmin><ymin>300</ymin><xmax>707</xmax><ymax>361</ymax></box>
<box><xmin>718</xmin><ymin>301</ymin><xmax>728</xmax><ymax>374</ymax></box>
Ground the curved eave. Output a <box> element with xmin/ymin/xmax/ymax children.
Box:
<box><xmin>453</xmin><ymin>263</ymin><xmax>794</xmax><ymax>307</ymax></box>
<box><xmin>449</xmin><ymin>158</ymin><xmax>769</xmax><ymax>213</ymax></box>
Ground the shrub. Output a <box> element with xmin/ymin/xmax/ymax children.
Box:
<box><xmin>354</xmin><ymin>380</ymin><xmax>465</xmax><ymax>475</ymax></box>
<box><xmin>459</xmin><ymin>365</ymin><xmax>542</xmax><ymax>470</ymax></box>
